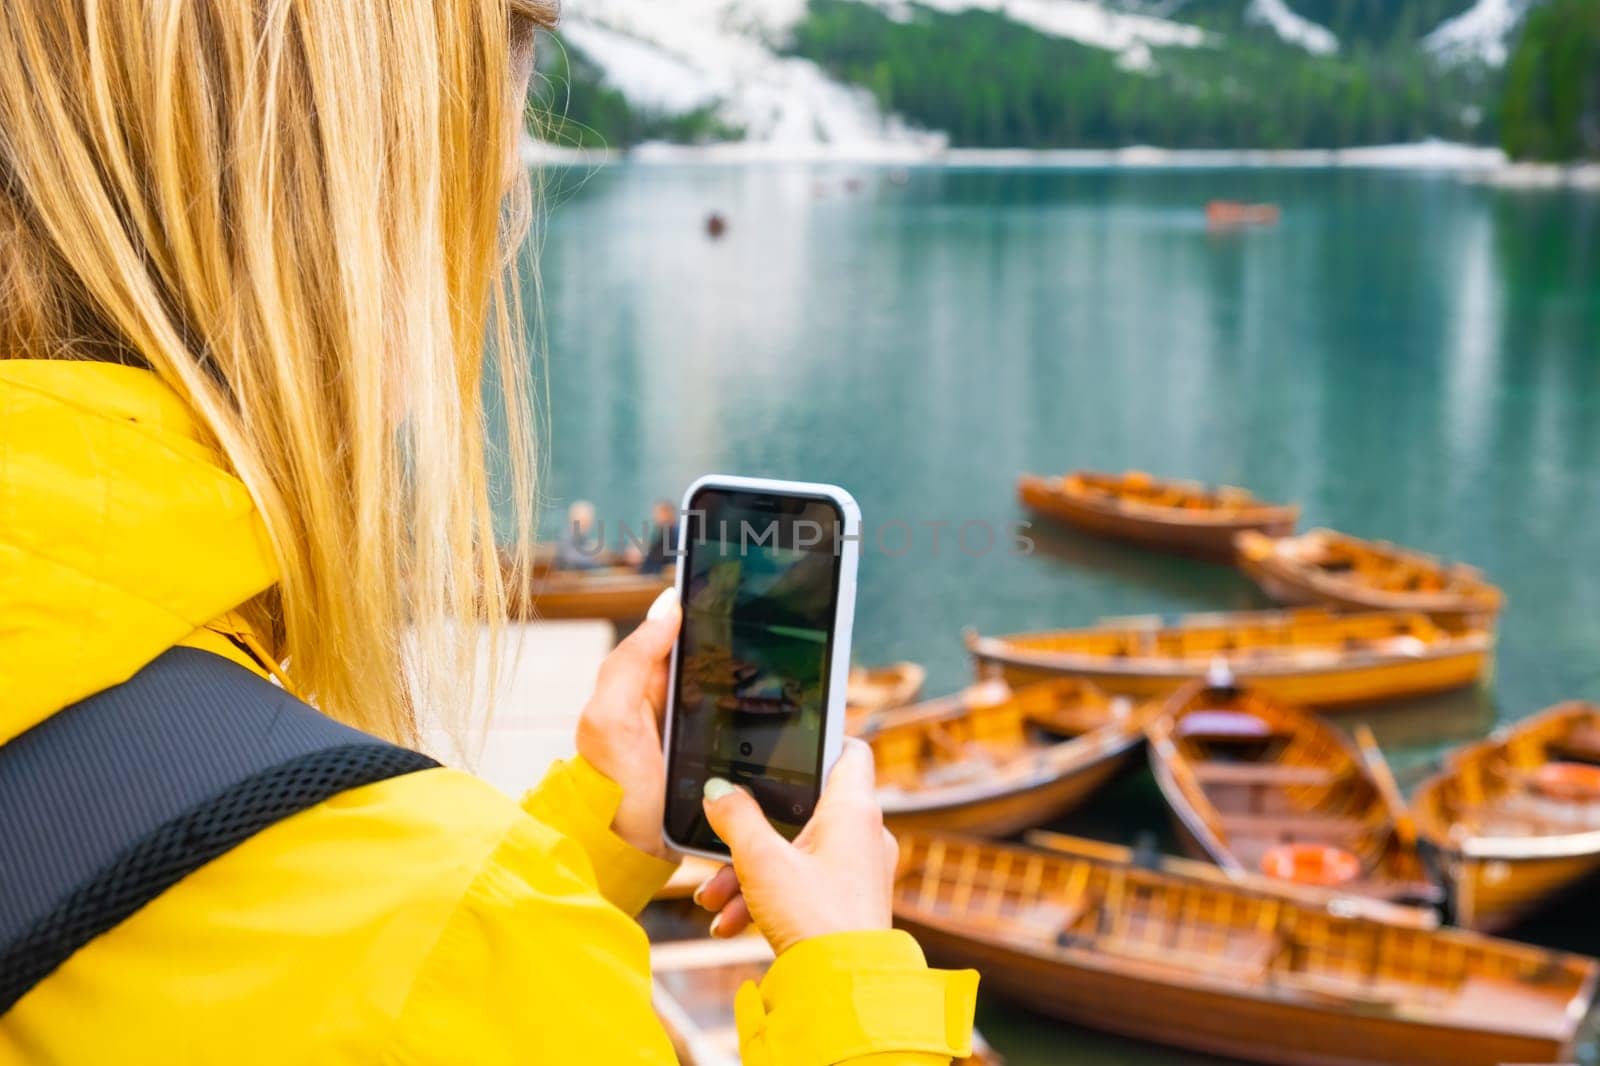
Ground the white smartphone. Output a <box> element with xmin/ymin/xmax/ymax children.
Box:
<box><xmin>661</xmin><ymin>475</ymin><xmax>860</xmax><ymax>861</ymax></box>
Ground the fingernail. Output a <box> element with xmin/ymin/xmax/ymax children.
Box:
<box><xmin>709</xmin><ymin>912</ymin><xmax>726</xmax><ymax>937</ymax></box>
<box><xmin>703</xmin><ymin>777</ymin><xmax>736</xmax><ymax>802</ymax></box>
<box><xmin>692</xmin><ymin>881</ymin><xmax>708</xmax><ymax>907</ymax></box>
<box><xmin>647</xmin><ymin>586</ymin><xmax>679</xmax><ymax>621</ymax></box>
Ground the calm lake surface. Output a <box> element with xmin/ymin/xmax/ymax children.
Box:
<box><xmin>527</xmin><ymin>163</ymin><xmax>1600</xmax><ymax>1064</ymax></box>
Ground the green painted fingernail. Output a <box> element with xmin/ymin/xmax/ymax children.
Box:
<box><xmin>703</xmin><ymin>778</ymin><xmax>736</xmax><ymax>802</ymax></box>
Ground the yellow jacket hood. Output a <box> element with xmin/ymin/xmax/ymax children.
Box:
<box><xmin>0</xmin><ymin>360</ymin><xmax>277</xmax><ymax>742</ymax></box>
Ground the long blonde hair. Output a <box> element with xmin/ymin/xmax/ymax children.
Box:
<box><xmin>0</xmin><ymin>0</ymin><xmax>557</xmax><ymax>741</ymax></box>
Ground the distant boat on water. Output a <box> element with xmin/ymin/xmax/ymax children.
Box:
<box><xmin>1235</xmin><ymin>527</ymin><xmax>1505</xmax><ymax>626</ymax></box>
<box><xmin>1206</xmin><ymin>200</ymin><xmax>1281</xmax><ymax>228</ymax></box>
<box><xmin>1017</xmin><ymin>470</ymin><xmax>1298</xmax><ymax>561</ymax></box>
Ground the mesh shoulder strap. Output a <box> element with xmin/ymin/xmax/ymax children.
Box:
<box><xmin>0</xmin><ymin>646</ymin><xmax>439</xmax><ymax>1012</ymax></box>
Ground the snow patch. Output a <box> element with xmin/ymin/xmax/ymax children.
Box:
<box><xmin>865</xmin><ymin>0</ymin><xmax>1207</xmax><ymax>54</ymax></box>
<box><xmin>554</xmin><ymin>0</ymin><xmax>936</xmax><ymax>150</ymax></box>
<box><xmin>1423</xmin><ymin>0</ymin><xmax>1531</xmax><ymax>67</ymax></box>
<box><xmin>557</xmin><ymin>21</ymin><xmax>719</xmax><ymax>114</ymax></box>
<box><xmin>541</xmin><ymin>139</ymin><xmax>1509</xmax><ymax>171</ymax></box>
<box><xmin>1245</xmin><ymin>0</ymin><xmax>1337</xmax><ymax>56</ymax></box>
<box><xmin>1332</xmin><ymin>140</ymin><xmax>1504</xmax><ymax>169</ymax></box>
<box><xmin>1473</xmin><ymin>162</ymin><xmax>1600</xmax><ymax>190</ymax></box>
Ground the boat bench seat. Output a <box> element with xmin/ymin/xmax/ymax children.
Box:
<box><xmin>1482</xmin><ymin>790</ymin><xmax>1600</xmax><ymax>832</ymax></box>
<box><xmin>1333</xmin><ymin>876</ymin><xmax>1443</xmax><ymax>905</ymax></box>
<box><xmin>1220</xmin><ymin>811</ymin><xmax>1372</xmax><ymax>843</ymax></box>
<box><xmin>1099</xmin><ymin>928</ymin><xmax>1283</xmax><ymax>981</ymax></box>
<box><xmin>1270</xmin><ymin>969</ymin><xmax>1408</xmax><ymax>1008</ymax></box>
<box><xmin>974</xmin><ymin>898</ymin><xmax>1091</xmax><ymax>943</ymax></box>
<box><xmin>1194</xmin><ymin>763</ymin><xmax>1344</xmax><ymax>788</ymax></box>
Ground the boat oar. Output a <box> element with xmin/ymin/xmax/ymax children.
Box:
<box><xmin>1352</xmin><ymin>723</ymin><xmax>1417</xmax><ymax>851</ymax></box>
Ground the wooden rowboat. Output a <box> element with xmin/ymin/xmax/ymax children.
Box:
<box><xmin>1018</xmin><ymin>471</ymin><xmax>1298</xmax><ymax>559</ymax></box>
<box><xmin>1235</xmin><ymin>528</ymin><xmax>1504</xmax><ymax>625</ymax></box>
<box><xmin>1206</xmin><ymin>200</ymin><xmax>1282</xmax><ymax>228</ymax></box>
<box><xmin>1025</xmin><ymin>830</ymin><xmax>1437</xmax><ymax>929</ymax></box>
<box><xmin>894</xmin><ymin>832</ymin><xmax>1598</xmax><ymax>1066</ymax></box>
<box><xmin>846</xmin><ymin>661</ymin><xmax>927</xmax><ymax>731</ymax></box>
<box><xmin>1414</xmin><ymin>701</ymin><xmax>1600</xmax><ymax>932</ymax></box>
<box><xmin>1147</xmin><ymin>679</ymin><xmax>1441</xmax><ymax>918</ymax></box>
<box><xmin>650</xmin><ymin>935</ymin><xmax>1004</xmax><ymax>1065</ymax></box>
<box><xmin>870</xmin><ymin>679</ymin><xmax>1147</xmax><ymax>837</ymax></box>
<box><xmin>965</xmin><ymin>608</ymin><xmax>1493</xmax><ymax>710</ymax></box>
<box><xmin>501</xmin><ymin>547</ymin><xmax>672</xmax><ymax>623</ymax></box>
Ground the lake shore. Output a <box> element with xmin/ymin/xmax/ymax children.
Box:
<box><xmin>523</xmin><ymin>137</ymin><xmax>1600</xmax><ymax>187</ymax></box>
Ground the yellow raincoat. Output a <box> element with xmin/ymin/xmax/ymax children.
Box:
<box><xmin>0</xmin><ymin>360</ymin><xmax>978</xmax><ymax>1065</ymax></box>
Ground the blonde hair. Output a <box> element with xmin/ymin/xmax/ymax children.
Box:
<box><xmin>0</xmin><ymin>0</ymin><xmax>558</xmax><ymax>742</ymax></box>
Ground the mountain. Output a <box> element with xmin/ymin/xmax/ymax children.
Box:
<box><xmin>531</xmin><ymin>0</ymin><xmax>1537</xmax><ymax>152</ymax></box>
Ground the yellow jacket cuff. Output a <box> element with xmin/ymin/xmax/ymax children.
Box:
<box><xmin>736</xmin><ymin>930</ymin><xmax>979</xmax><ymax>1066</ymax></box>
<box><xmin>521</xmin><ymin>755</ymin><xmax>678</xmax><ymax>916</ymax></box>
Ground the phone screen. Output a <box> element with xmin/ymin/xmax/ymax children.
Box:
<box><xmin>664</xmin><ymin>486</ymin><xmax>845</xmax><ymax>854</ymax></box>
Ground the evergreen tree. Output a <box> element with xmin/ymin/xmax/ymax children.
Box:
<box><xmin>1501</xmin><ymin>0</ymin><xmax>1600</xmax><ymax>161</ymax></box>
<box><xmin>788</xmin><ymin>2</ymin><xmax>1491</xmax><ymax>150</ymax></box>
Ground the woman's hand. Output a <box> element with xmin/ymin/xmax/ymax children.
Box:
<box><xmin>693</xmin><ymin>739</ymin><xmax>896</xmax><ymax>956</ymax></box>
<box><xmin>575</xmin><ymin>588</ymin><xmax>681</xmax><ymax>861</ymax></box>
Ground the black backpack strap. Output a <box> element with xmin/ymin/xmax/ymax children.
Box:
<box><xmin>0</xmin><ymin>646</ymin><xmax>439</xmax><ymax>1013</ymax></box>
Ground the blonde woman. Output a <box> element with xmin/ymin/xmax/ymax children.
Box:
<box><xmin>0</xmin><ymin>2</ymin><xmax>976</xmax><ymax>1063</ymax></box>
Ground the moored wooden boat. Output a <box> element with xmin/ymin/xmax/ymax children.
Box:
<box><xmin>965</xmin><ymin>608</ymin><xmax>1492</xmax><ymax>710</ymax></box>
<box><xmin>846</xmin><ymin>661</ymin><xmax>927</xmax><ymax>731</ymax></box>
<box><xmin>1024</xmin><ymin>830</ymin><xmax>1437</xmax><ymax>929</ymax></box>
<box><xmin>501</xmin><ymin>547</ymin><xmax>672</xmax><ymax>622</ymax></box>
<box><xmin>870</xmin><ymin>679</ymin><xmax>1147</xmax><ymax>837</ymax></box>
<box><xmin>894</xmin><ymin>832</ymin><xmax>1598</xmax><ymax>1066</ymax></box>
<box><xmin>1235</xmin><ymin>528</ymin><xmax>1504</xmax><ymax>625</ymax></box>
<box><xmin>1414</xmin><ymin>701</ymin><xmax>1600</xmax><ymax>932</ymax></box>
<box><xmin>650</xmin><ymin>935</ymin><xmax>1004</xmax><ymax>1065</ymax></box>
<box><xmin>1018</xmin><ymin>470</ymin><xmax>1298</xmax><ymax>559</ymax></box>
<box><xmin>1147</xmin><ymin>679</ymin><xmax>1440</xmax><ymax>916</ymax></box>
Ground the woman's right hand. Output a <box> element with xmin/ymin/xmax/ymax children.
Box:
<box><xmin>693</xmin><ymin>738</ymin><xmax>897</xmax><ymax>956</ymax></box>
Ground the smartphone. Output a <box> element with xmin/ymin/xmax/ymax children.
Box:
<box><xmin>661</xmin><ymin>475</ymin><xmax>860</xmax><ymax>860</ymax></box>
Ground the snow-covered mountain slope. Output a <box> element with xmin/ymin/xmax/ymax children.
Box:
<box><xmin>1423</xmin><ymin>0</ymin><xmax>1533</xmax><ymax>66</ymax></box>
<box><xmin>558</xmin><ymin>0</ymin><xmax>1213</xmax><ymax>148</ymax></box>
<box><xmin>560</xmin><ymin>0</ymin><xmax>931</xmax><ymax>148</ymax></box>
<box><xmin>553</xmin><ymin>0</ymin><xmax>1533</xmax><ymax>150</ymax></box>
<box><xmin>1245</xmin><ymin>0</ymin><xmax>1336</xmax><ymax>55</ymax></box>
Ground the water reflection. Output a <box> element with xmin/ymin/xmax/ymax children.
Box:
<box><xmin>1025</xmin><ymin>523</ymin><xmax>1269</xmax><ymax>612</ymax></box>
<box><xmin>531</xmin><ymin>163</ymin><xmax>1600</xmax><ymax>718</ymax></box>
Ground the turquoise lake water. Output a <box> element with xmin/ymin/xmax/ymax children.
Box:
<box><xmin>527</xmin><ymin>163</ymin><xmax>1600</xmax><ymax>1063</ymax></box>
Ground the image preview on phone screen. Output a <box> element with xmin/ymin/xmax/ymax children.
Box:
<box><xmin>664</xmin><ymin>489</ymin><xmax>844</xmax><ymax>854</ymax></box>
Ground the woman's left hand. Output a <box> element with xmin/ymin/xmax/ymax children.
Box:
<box><xmin>575</xmin><ymin>588</ymin><xmax>681</xmax><ymax>861</ymax></box>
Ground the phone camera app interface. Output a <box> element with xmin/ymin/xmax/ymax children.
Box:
<box><xmin>666</xmin><ymin>490</ymin><xmax>844</xmax><ymax>851</ymax></box>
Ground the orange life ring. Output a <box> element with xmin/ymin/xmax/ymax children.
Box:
<box><xmin>1531</xmin><ymin>762</ymin><xmax>1600</xmax><ymax>803</ymax></box>
<box><xmin>1260</xmin><ymin>843</ymin><xmax>1361</xmax><ymax>887</ymax></box>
